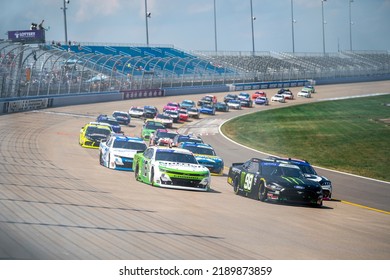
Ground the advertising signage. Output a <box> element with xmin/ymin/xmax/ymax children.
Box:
<box><xmin>8</xmin><ymin>30</ymin><xmax>45</xmax><ymax>44</ymax></box>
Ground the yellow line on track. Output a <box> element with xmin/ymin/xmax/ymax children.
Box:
<box><xmin>341</xmin><ymin>200</ymin><xmax>390</xmax><ymax>215</ymax></box>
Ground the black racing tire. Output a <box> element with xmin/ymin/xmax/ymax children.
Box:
<box><xmin>99</xmin><ymin>152</ymin><xmax>103</xmax><ymax>165</ymax></box>
<box><xmin>258</xmin><ymin>182</ymin><xmax>267</xmax><ymax>201</ymax></box>
<box><xmin>134</xmin><ymin>164</ymin><xmax>140</xmax><ymax>181</ymax></box>
<box><xmin>150</xmin><ymin>168</ymin><xmax>155</xmax><ymax>186</ymax></box>
<box><xmin>233</xmin><ymin>177</ymin><xmax>240</xmax><ymax>195</ymax></box>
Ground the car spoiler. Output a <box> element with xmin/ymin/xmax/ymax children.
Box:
<box><xmin>231</xmin><ymin>162</ymin><xmax>244</xmax><ymax>167</ymax></box>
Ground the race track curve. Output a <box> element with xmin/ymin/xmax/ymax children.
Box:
<box><xmin>0</xmin><ymin>81</ymin><xmax>389</xmax><ymax>259</ymax></box>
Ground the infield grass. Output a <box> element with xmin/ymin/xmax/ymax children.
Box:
<box><xmin>221</xmin><ymin>94</ymin><xmax>390</xmax><ymax>182</ymax></box>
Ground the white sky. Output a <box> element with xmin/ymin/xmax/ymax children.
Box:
<box><xmin>1</xmin><ymin>0</ymin><xmax>390</xmax><ymax>53</ymax></box>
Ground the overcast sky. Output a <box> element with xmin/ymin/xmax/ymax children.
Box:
<box><xmin>1</xmin><ymin>0</ymin><xmax>389</xmax><ymax>53</ymax></box>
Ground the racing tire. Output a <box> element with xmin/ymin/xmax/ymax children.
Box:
<box><xmin>258</xmin><ymin>182</ymin><xmax>267</xmax><ymax>202</ymax></box>
<box><xmin>233</xmin><ymin>177</ymin><xmax>240</xmax><ymax>195</ymax></box>
<box><xmin>134</xmin><ymin>164</ymin><xmax>140</xmax><ymax>181</ymax></box>
<box><xmin>99</xmin><ymin>152</ymin><xmax>103</xmax><ymax>165</ymax></box>
<box><xmin>150</xmin><ymin>168</ymin><xmax>155</xmax><ymax>186</ymax></box>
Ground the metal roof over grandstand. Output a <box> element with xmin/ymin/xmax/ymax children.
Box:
<box><xmin>1</xmin><ymin>40</ymin><xmax>389</xmax><ymax>98</ymax></box>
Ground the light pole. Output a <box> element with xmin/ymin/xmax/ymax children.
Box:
<box><xmin>145</xmin><ymin>0</ymin><xmax>151</xmax><ymax>45</ymax></box>
<box><xmin>349</xmin><ymin>0</ymin><xmax>354</xmax><ymax>51</ymax></box>
<box><xmin>61</xmin><ymin>0</ymin><xmax>70</xmax><ymax>45</ymax></box>
<box><xmin>321</xmin><ymin>0</ymin><xmax>327</xmax><ymax>54</ymax></box>
<box><xmin>291</xmin><ymin>0</ymin><xmax>295</xmax><ymax>53</ymax></box>
<box><xmin>250</xmin><ymin>0</ymin><xmax>256</xmax><ymax>56</ymax></box>
<box><xmin>214</xmin><ymin>0</ymin><xmax>218</xmax><ymax>53</ymax></box>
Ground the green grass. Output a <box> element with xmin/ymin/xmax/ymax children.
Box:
<box><xmin>221</xmin><ymin>95</ymin><xmax>390</xmax><ymax>182</ymax></box>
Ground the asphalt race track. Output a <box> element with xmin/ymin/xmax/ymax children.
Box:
<box><xmin>0</xmin><ymin>81</ymin><xmax>389</xmax><ymax>259</ymax></box>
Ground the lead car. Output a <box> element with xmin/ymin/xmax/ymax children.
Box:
<box><xmin>133</xmin><ymin>146</ymin><xmax>211</xmax><ymax>191</ymax></box>
<box><xmin>227</xmin><ymin>158</ymin><xmax>323</xmax><ymax>207</ymax></box>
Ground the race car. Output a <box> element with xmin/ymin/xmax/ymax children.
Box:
<box><xmin>252</xmin><ymin>91</ymin><xmax>267</xmax><ymax>99</ymax></box>
<box><xmin>226</xmin><ymin>99</ymin><xmax>242</xmax><ymax>109</ymax></box>
<box><xmin>187</xmin><ymin>107</ymin><xmax>200</xmax><ymax>119</ymax></box>
<box><xmin>197</xmin><ymin>95</ymin><xmax>217</xmax><ymax>106</ymax></box>
<box><xmin>170</xmin><ymin>133</ymin><xmax>203</xmax><ymax>147</ymax></box>
<box><xmin>164</xmin><ymin>109</ymin><xmax>180</xmax><ymax>123</ymax></box>
<box><xmin>179</xmin><ymin>99</ymin><xmax>196</xmax><ymax>109</ymax></box>
<box><xmin>178</xmin><ymin>142</ymin><xmax>224</xmax><ymax>175</ymax></box>
<box><xmin>223</xmin><ymin>93</ymin><xmax>239</xmax><ymax>103</ymax></box>
<box><xmin>154</xmin><ymin>113</ymin><xmax>173</xmax><ymax>128</ymax></box>
<box><xmin>238</xmin><ymin>92</ymin><xmax>253</xmax><ymax>107</ymax></box>
<box><xmin>163</xmin><ymin>102</ymin><xmax>180</xmax><ymax>112</ymax></box>
<box><xmin>227</xmin><ymin>158</ymin><xmax>323</xmax><ymax>207</ymax></box>
<box><xmin>199</xmin><ymin>104</ymin><xmax>216</xmax><ymax>115</ymax></box>
<box><xmin>112</xmin><ymin>111</ymin><xmax>131</xmax><ymax>125</ymax></box>
<box><xmin>96</xmin><ymin>114</ymin><xmax>122</xmax><ymax>133</ymax></box>
<box><xmin>79</xmin><ymin>122</ymin><xmax>112</xmax><ymax>149</ymax></box>
<box><xmin>143</xmin><ymin>105</ymin><xmax>159</xmax><ymax>119</ymax></box>
<box><xmin>99</xmin><ymin>134</ymin><xmax>147</xmax><ymax>171</ymax></box>
<box><xmin>277</xmin><ymin>88</ymin><xmax>294</xmax><ymax>100</ymax></box>
<box><xmin>133</xmin><ymin>146</ymin><xmax>211</xmax><ymax>191</ymax></box>
<box><xmin>271</xmin><ymin>94</ymin><xmax>286</xmax><ymax>103</ymax></box>
<box><xmin>128</xmin><ymin>106</ymin><xmax>144</xmax><ymax>118</ymax></box>
<box><xmin>254</xmin><ymin>96</ymin><xmax>269</xmax><ymax>105</ymax></box>
<box><xmin>149</xmin><ymin>128</ymin><xmax>178</xmax><ymax>146</ymax></box>
<box><xmin>178</xmin><ymin>108</ymin><xmax>189</xmax><ymax>121</ymax></box>
<box><xmin>267</xmin><ymin>156</ymin><xmax>333</xmax><ymax>200</ymax></box>
<box><xmin>141</xmin><ymin>119</ymin><xmax>166</xmax><ymax>140</ymax></box>
<box><xmin>297</xmin><ymin>88</ymin><xmax>312</xmax><ymax>98</ymax></box>
<box><xmin>215</xmin><ymin>102</ymin><xmax>229</xmax><ymax>112</ymax></box>
<box><xmin>303</xmin><ymin>85</ymin><xmax>315</xmax><ymax>93</ymax></box>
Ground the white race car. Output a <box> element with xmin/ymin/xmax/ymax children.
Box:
<box><xmin>128</xmin><ymin>106</ymin><xmax>144</xmax><ymax>118</ymax></box>
<box><xmin>133</xmin><ymin>146</ymin><xmax>211</xmax><ymax>191</ymax></box>
<box><xmin>227</xmin><ymin>99</ymin><xmax>242</xmax><ymax>109</ymax></box>
<box><xmin>99</xmin><ymin>134</ymin><xmax>147</xmax><ymax>171</ymax></box>
<box><xmin>297</xmin><ymin>89</ymin><xmax>312</xmax><ymax>98</ymax></box>
<box><xmin>271</xmin><ymin>94</ymin><xmax>286</xmax><ymax>103</ymax></box>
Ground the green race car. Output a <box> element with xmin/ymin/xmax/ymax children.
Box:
<box><xmin>141</xmin><ymin>119</ymin><xmax>166</xmax><ymax>140</ymax></box>
<box><xmin>133</xmin><ymin>146</ymin><xmax>211</xmax><ymax>191</ymax></box>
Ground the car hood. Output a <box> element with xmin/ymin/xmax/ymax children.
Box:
<box><xmin>158</xmin><ymin>161</ymin><xmax>209</xmax><ymax>174</ymax></box>
<box><xmin>304</xmin><ymin>174</ymin><xmax>331</xmax><ymax>184</ymax></box>
<box><xmin>110</xmin><ymin>148</ymin><xmax>141</xmax><ymax>157</ymax></box>
<box><xmin>268</xmin><ymin>176</ymin><xmax>322</xmax><ymax>190</ymax></box>
<box><xmin>195</xmin><ymin>155</ymin><xmax>223</xmax><ymax>164</ymax></box>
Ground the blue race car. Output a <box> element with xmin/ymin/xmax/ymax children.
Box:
<box><xmin>178</xmin><ymin>142</ymin><xmax>224</xmax><ymax>175</ymax></box>
<box><xmin>199</xmin><ymin>104</ymin><xmax>216</xmax><ymax>115</ymax></box>
<box><xmin>96</xmin><ymin>114</ymin><xmax>122</xmax><ymax>133</ymax></box>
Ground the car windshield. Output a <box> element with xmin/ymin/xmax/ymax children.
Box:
<box><xmin>113</xmin><ymin>140</ymin><xmax>147</xmax><ymax>150</ymax></box>
<box><xmin>86</xmin><ymin>127</ymin><xmax>111</xmax><ymax>136</ymax></box>
<box><xmin>296</xmin><ymin>164</ymin><xmax>317</xmax><ymax>175</ymax></box>
<box><xmin>156</xmin><ymin>114</ymin><xmax>171</xmax><ymax>120</ymax></box>
<box><xmin>155</xmin><ymin>150</ymin><xmax>198</xmax><ymax>164</ymax></box>
<box><xmin>188</xmin><ymin>108</ymin><xmax>198</xmax><ymax>112</ymax></box>
<box><xmin>266</xmin><ymin>166</ymin><xmax>304</xmax><ymax>178</ymax></box>
<box><xmin>145</xmin><ymin>122</ymin><xmax>165</xmax><ymax>129</ymax></box>
<box><xmin>113</xmin><ymin>112</ymin><xmax>128</xmax><ymax>117</ymax></box>
<box><xmin>132</xmin><ymin>108</ymin><xmax>143</xmax><ymax>112</ymax></box>
<box><xmin>183</xmin><ymin>146</ymin><xmax>216</xmax><ymax>156</ymax></box>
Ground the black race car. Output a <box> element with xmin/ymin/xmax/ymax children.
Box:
<box><xmin>267</xmin><ymin>156</ymin><xmax>333</xmax><ymax>200</ymax></box>
<box><xmin>227</xmin><ymin>158</ymin><xmax>323</xmax><ymax>207</ymax></box>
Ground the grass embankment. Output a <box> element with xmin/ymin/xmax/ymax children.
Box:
<box><xmin>221</xmin><ymin>95</ymin><xmax>390</xmax><ymax>182</ymax></box>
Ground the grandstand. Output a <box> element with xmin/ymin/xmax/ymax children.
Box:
<box><xmin>1</xmin><ymin>39</ymin><xmax>389</xmax><ymax>98</ymax></box>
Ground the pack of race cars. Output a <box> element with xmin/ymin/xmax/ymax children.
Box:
<box><xmin>78</xmin><ymin>85</ymin><xmax>332</xmax><ymax>207</ymax></box>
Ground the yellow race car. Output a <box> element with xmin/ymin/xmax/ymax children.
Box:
<box><xmin>79</xmin><ymin>122</ymin><xmax>112</xmax><ymax>148</ymax></box>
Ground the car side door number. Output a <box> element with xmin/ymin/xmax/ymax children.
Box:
<box><xmin>244</xmin><ymin>173</ymin><xmax>254</xmax><ymax>192</ymax></box>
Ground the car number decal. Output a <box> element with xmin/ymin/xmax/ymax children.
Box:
<box><xmin>244</xmin><ymin>173</ymin><xmax>254</xmax><ymax>192</ymax></box>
